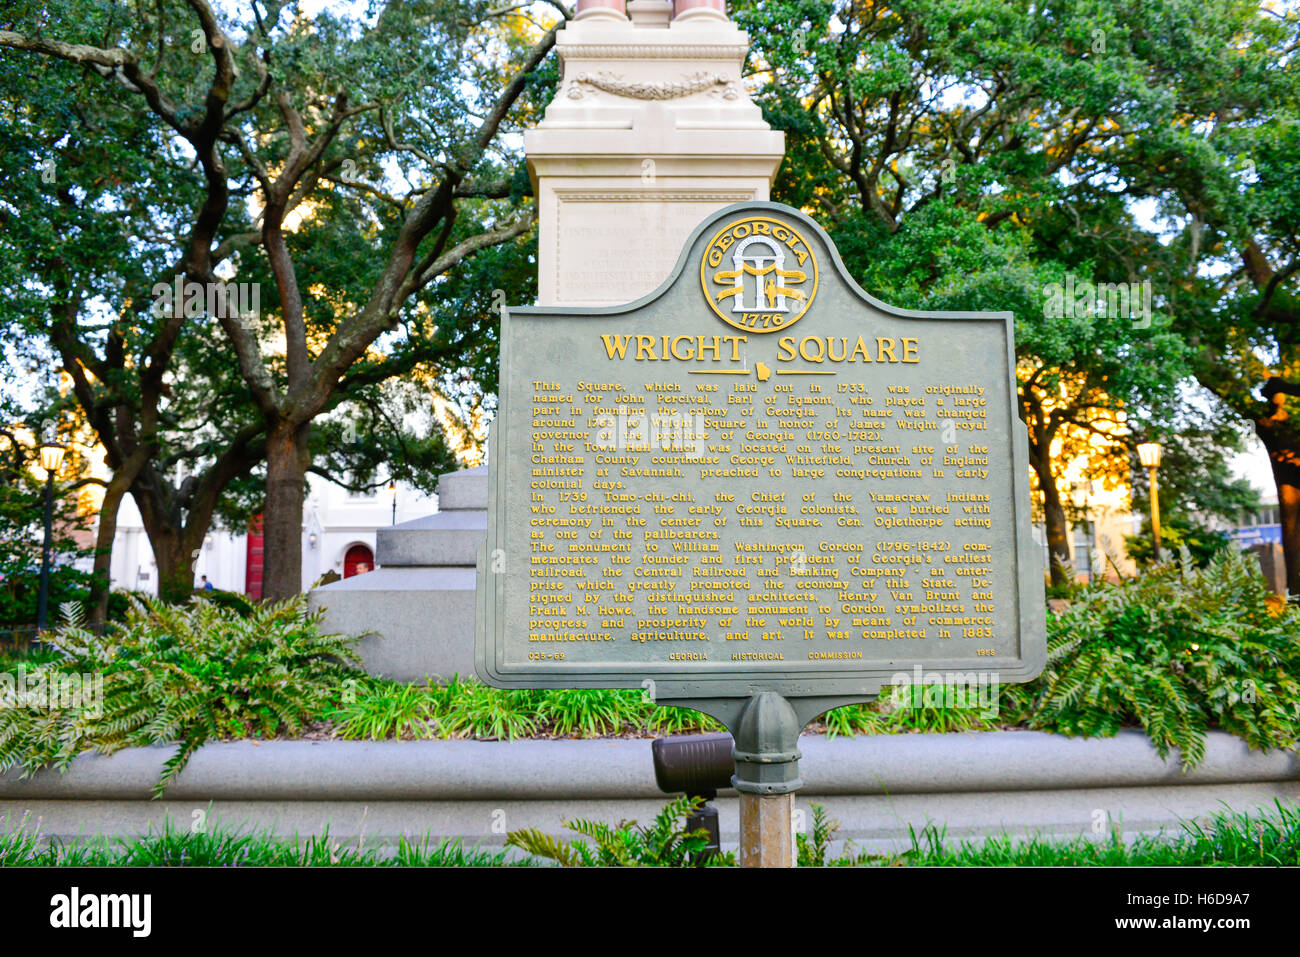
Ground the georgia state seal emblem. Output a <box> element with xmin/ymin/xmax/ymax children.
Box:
<box><xmin>700</xmin><ymin>215</ymin><xmax>818</xmax><ymax>333</ymax></box>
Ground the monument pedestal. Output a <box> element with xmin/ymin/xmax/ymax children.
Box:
<box><xmin>527</xmin><ymin>6</ymin><xmax>783</xmax><ymax>306</ymax></box>
<box><xmin>308</xmin><ymin>467</ymin><xmax>487</xmax><ymax>682</ymax></box>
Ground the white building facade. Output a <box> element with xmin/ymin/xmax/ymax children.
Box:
<box><xmin>108</xmin><ymin>475</ymin><xmax>438</xmax><ymax>596</ymax></box>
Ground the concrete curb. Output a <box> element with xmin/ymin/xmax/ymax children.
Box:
<box><xmin>2</xmin><ymin>730</ymin><xmax>1297</xmax><ymax>852</ymax></box>
<box><xmin>2</xmin><ymin>730</ymin><xmax>1297</xmax><ymax>800</ymax></box>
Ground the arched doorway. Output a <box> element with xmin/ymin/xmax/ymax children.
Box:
<box><xmin>343</xmin><ymin>543</ymin><xmax>374</xmax><ymax>578</ymax></box>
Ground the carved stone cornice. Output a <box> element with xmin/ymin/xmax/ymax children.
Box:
<box><xmin>563</xmin><ymin>69</ymin><xmax>739</xmax><ymax>101</ymax></box>
<box><xmin>558</xmin><ymin>43</ymin><xmax>748</xmax><ymax>60</ymax></box>
<box><xmin>554</xmin><ymin>190</ymin><xmax>754</xmax><ymax>202</ymax></box>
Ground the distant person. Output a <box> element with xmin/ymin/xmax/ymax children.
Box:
<box><xmin>355</xmin><ymin>562</ymin><xmax>371</xmax><ymax>575</ymax></box>
<box><xmin>200</xmin><ymin>575</ymin><xmax>214</xmax><ymax>592</ymax></box>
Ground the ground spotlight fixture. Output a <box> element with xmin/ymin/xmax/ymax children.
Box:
<box><xmin>652</xmin><ymin>731</ymin><xmax>734</xmax><ymax>860</ymax></box>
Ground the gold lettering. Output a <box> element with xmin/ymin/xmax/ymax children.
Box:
<box><xmin>848</xmin><ymin>336</ymin><xmax>872</xmax><ymax>362</ymax></box>
<box><xmin>601</xmin><ymin>334</ymin><xmax>631</xmax><ymax>360</ymax></box>
<box><xmin>799</xmin><ymin>337</ymin><xmax>826</xmax><ymax>363</ymax></box>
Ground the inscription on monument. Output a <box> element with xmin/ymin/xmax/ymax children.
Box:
<box><xmin>477</xmin><ymin>203</ymin><xmax>1045</xmax><ymax>699</ymax></box>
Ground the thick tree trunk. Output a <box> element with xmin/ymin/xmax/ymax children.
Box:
<box><xmin>129</xmin><ymin>468</ymin><xmax>204</xmax><ymax>605</ymax></box>
<box><xmin>1030</xmin><ymin>447</ymin><xmax>1072</xmax><ymax>586</ymax></box>
<box><xmin>152</xmin><ymin>529</ymin><xmax>200</xmax><ymax>605</ymax></box>
<box><xmin>1257</xmin><ymin>415</ymin><xmax>1300</xmax><ymax>598</ymax></box>
<box><xmin>88</xmin><ymin>475</ymin><xmax>129</xmax><ymax>623</ymax></box>
<box><xmin>261</xmin><ymin>420</ymin><xmax>311</xmax><ymax>601</ymax></box>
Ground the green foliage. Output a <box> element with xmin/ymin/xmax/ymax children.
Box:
<box><xmin>1003</xmin><ymin>550</ymin><xmax>1300</xmax><ymax>768</ymax></box>
<box><xmin>819</xmin><ymin>690</ymin><xmax>1002</xmax><ymax>738</ymax></box>
<box><xmin>192</xmin><ymin>588</ymin><xmax>255</xmax><ymax>619</ymax></box>
<box><xmin>7</xmin><ymin>801</ymin><xmax>1296</xmax><ymax>867</ymax></box>
<box><xmin>327</xmin><ymin>677</ymin><xmax>722</xmax><ymax>740</ymax></box>
<box><xmin>645</xmin><ymin>705</ymin><xmax>723</xmax><ymax>735</ymax></box>
<box><xmin>1124</xmin><ymin>515</ymin><xmax>1235</xmax><ymax>568</ymax></box>
<box><xmin>870</xmin><ymin>801</ymin><xmax>1300</xmax><ymax>867</ymax></box>
<box><xmin>0</xmin><ymin>427</ymin><xmax>95</xmax><ymax>629</ymax></box>
<box><xmin>0</xmin><ymin>565</ymin><xmax>96</xmax><ymax>632</ymax></box>
<box><xmin>329</xmin><ymin>677</ymin><xmax>440</xmax><ymax>740</ymax></box>
<box><xmin>535</xmin><ymin>688</ymin><xmax>643</xmax><ymax>737</ymax></box>
<box><xmin>0</xmin><ymin>812</ymin><xmax>522</xmax><ymax>867</ymax></box>
<box><xmin>792</xmin><ymin>800</ymin><xmax>1300</xmax><ymax>867</ymax></box>
<box><xmin>1044</xmin><ymin>575</ymin><xmax>1087</xmax><ymax>601</ymax></box>
<box><xmin>429</xmin><ymin>677</ymin><xmax>541</xmax><ymax>740</ymax></box>
<box><xmin>795</xmin><ymin>804</ymin><xmax>840</xmax><ymax>867</ymax></box>
<box><xmin>0</xmin><ymin>595</ymin><xmax>364</xmax><ymax>797</ymax></box>
<box><xmin>505</xmin><ymin>795</ymin><xmax>733</xmax><ymax>867</ymax></box>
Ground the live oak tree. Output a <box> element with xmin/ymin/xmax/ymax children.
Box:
<box><xmin>735</xmin><ymin>0</ymin><xmax>1280</xmax><ymax>585</ymax></box>
<box><xmin>0</xmin><ymin>44</ymin><xmax>268</xmax><ymax>612</ymax></box>
<box><xmin>2</xmin><ymin>0</ymin><xmax>562</xmax><ymax>600</ymax></box>
<box><xmin>1006</xmin><ymin>0</ymin><xmax>1300</xmax><ymax>592</ymax></box>
<box><xmin>0</xmin><ymin>400</ymin><xmax>98</xmax><ymax>627</ymax></box>
<box><xmin>1129</xmin><ymin>25</ymin><xmax>1300</xmax><ymax>594</ymax></box>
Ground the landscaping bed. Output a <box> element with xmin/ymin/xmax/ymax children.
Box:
<box><xmin>4</xmin><ymin>551</ymin><xmax>1297</xmax><ymax>796</ymax></box>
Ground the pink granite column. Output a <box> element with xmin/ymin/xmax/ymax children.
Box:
<box><xmin>575</xmin><ymin>0</ymin><xmax>628</xmax><ymax>20</ymax></box>
<box><xmin>672</xmin><ymin>0</ymin><xmax>727</xmax><ymax>21</ymax></box>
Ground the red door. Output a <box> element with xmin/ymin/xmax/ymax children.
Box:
<box><xmin>344</xmin><ymin>544</ymin><xmax>374</xmax><ymax>578</ymax></box>
<box><xmin>245</xmin><ymin>514</ymin><xmax>264</xmax><ymax>599</ymax></box>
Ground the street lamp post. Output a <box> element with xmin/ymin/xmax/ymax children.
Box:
<box><xmin>1070</xmin><ymin>480</ymin><xmax>1096</xmax><ymax>581</ymax></box>
<box><xmin>389</xmin><ymin>480</ymin><xmax>397</xmax><ymax>526</ymax></box>
<box><xmin>1137</xmin><ymin>442</ymin><xmax>1163</xmax><ymax>561</ymax></box>
<box><xmin>36</xmin><ymin>441</ymin><xmax>68</xmax><ymax>632</ymax></box>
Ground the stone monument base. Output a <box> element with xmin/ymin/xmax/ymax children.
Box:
<box><xmin>307</xmin><ymin>466</ymin><xmax>487</xmax><ymax>682</ymax></box>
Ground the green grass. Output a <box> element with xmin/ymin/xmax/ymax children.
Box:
<box><xmin>324</xmin><ymin>675</ymin><xmax>1003</xmax><ymax>741</ymax></box>
<box><xmin>326</xmin><ymin>675</ymin><xmax>724</xmax><ymax>741</ymax></box>
<box><xmin>807</xmin><ymin>800</ymin><xmax>1300</xmax><ymax>867</ymax></box>
<box><xmin>0</xmin><ymin>813</ymin><xmax>524</xmax><ymax>867</ymax></box>
<box><xmin>4</xmin><ymin>802</ymin><xmax>1294</xmax><ymax>866</ymax></box>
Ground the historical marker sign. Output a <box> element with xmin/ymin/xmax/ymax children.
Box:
<box><xmin>476</xmin><ymin>202</ymin><xmax>1045</xmax><ymax>703</ymax></box>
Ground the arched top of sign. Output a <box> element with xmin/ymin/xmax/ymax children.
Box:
<box><xmin>518</xmin><ymin>201</ymin><xmax>1012</xmax><ymax>328</ymax></box>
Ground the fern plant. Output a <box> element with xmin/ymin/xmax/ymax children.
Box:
<box><xmin>0</xmin><ymin>594</ymin><xmax>364</xmax><ymax>796</ymax></box>
<box><xmin>505</xmin><ymin>795</ymin><xmax>734</xmax><ymax>866</ymax></box>
<box><xmin>1002</xmin><ymin>549</ymin><xmax>1300</xmax><ymax>768</ymax></box>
